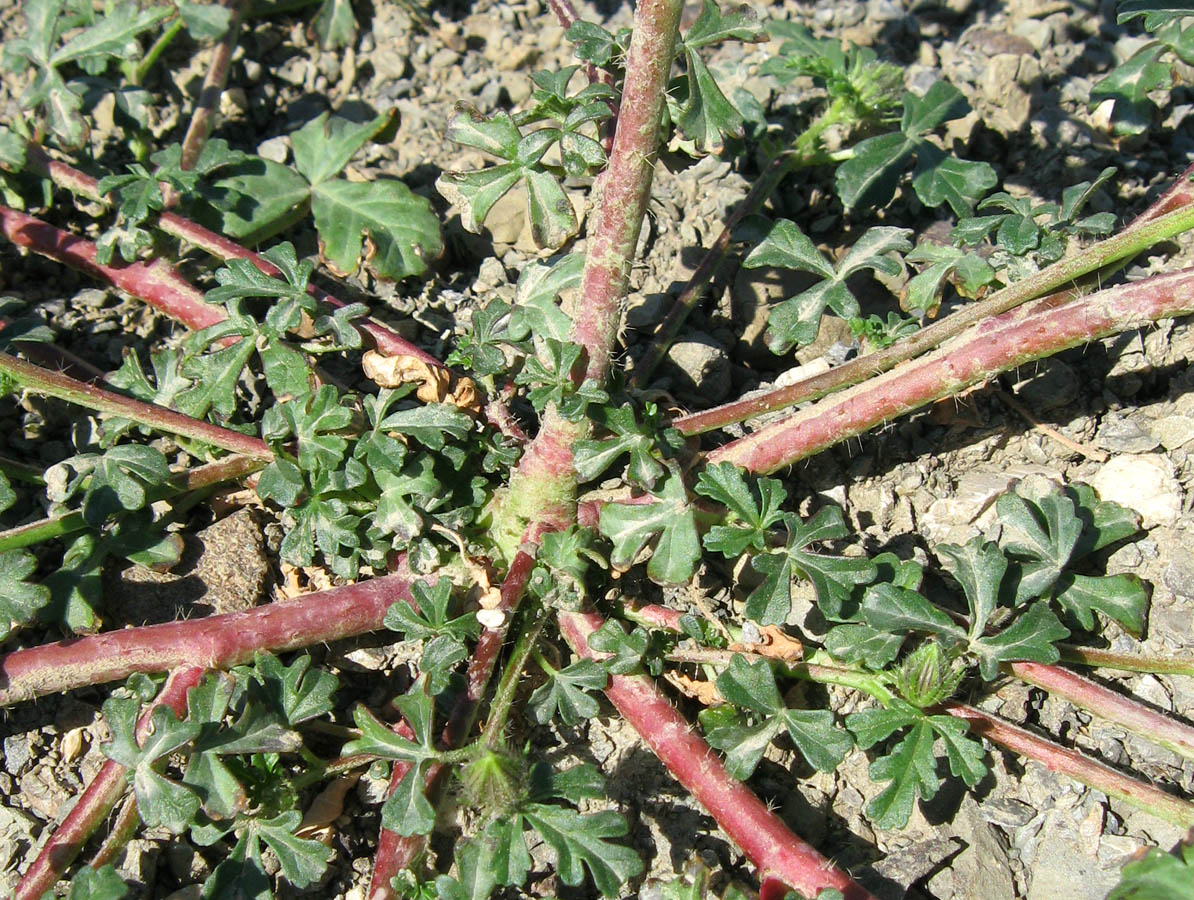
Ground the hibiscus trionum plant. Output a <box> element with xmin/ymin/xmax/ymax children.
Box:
<box><xmin>2</xmin><ymin>0</ymin><xmax>1194</xmax><ymax>898</ymax></box>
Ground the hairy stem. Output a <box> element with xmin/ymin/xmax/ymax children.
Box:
<box><xmin>0</xmin><ymin>205</ymin><xmax>224</xmax><ymax>331</ymax></box>
<box><xmin>943</xmin><ymin>702</ymin><xmax>1194</xmax><ymax>828</ymax></box>
<box><xmin>709</xmin><ymin>266</ymin><xmax>1194</xmax><ymax>473</ymax></box>
<box><xmin>1008</xmin><ymin>661</ymin><xmax>1194</xmax><ymax>762</ymax></box>
<box><xmin>674</xmin><ymin>197</ymin><xmax>1194</xmax><ymax>436</ymax></box>
<box><xmin>24</xmin><ymin>146</ymin><xmax>440</xmax><ymax>365</ymax></box>
<box><xmin>1060</xmin><ymin>644</ymin><xmax>1194</xmax><ymax>677</ymax></box>
<box><xmin>12</xmin><ymin>666</ymin><xmax>205</xmax><ymax>900</ymax></box>
<box><xmin>0</xmin><ymin>573</ymin><xmax>412</xmax><ymax>705</ymax></box>
<box><xmin>572</xmin><ymin>0</ymin><xmax>683</xmax><ymax>383</ymax></box>
<box><xmin>559</xmin><ymin>609</ymin><xmax>878</xmax><ymax>900</ymax></box>
<box><xmin>0</xmin><ymin>351</ymin><xmax>272</xmax><ymax>459</ymax></box>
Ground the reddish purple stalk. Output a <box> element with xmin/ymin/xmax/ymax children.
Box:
<box><xmin>0</xmin><ymin>573</ymin><xmax>412</xmax><ymax>705</ymax></box>
<box><xmin>13</xmin><ymin>665</ymin><xmax>206</xmax><ymax>900</ymax></box>
<box><xmin>710</xmin><ymin>267</ymin><xmax>1194</xmax><ymax>473</ymax></box>
<box><xmin>943</xmin><ymin>702</ymin><xmax>1194</xmax><ymax>827</ymax></box>
<box><xmin>571</xmin><ymin>0</ymin><xmax>682</xmax><ymax>383</ymax></box>
<box><xmin>0</xmin><ymin>204</ymin><xmax>224</xmax><ymax>331</ymax></box>
<box><xmin>1008</xmin><ymin>661</ymin><xmax>1194</xmax><ymax>761</ymax></box>
<box><xmin>559</xmin><ymin>609</ymin><xmax>878</xmax><ymax>900</ymax></box>
<box><xmin>368</xmin><ymin>552</ymin><xmax>538</xmax><ymax>900</ymax></box>
<box><xmin>25</xmin><ymin>146</ymin><xmax>440</xmax><ymax>365</ymax></box>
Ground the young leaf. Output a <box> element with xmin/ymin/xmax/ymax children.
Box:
<box><xmin>101</xmin><ymin>698</ymin><xmax>203</xmax><ymax>833</ymax></box>
<box><xmin>530</xmin><ymin>658</ymin><xmax>608</xmax><ymax>726</ymax></box>
<box><xmin>1106</xmin><ymin>835</ymin><xmax>1194</xmax><ymax>900</ymax></box>
<box><xmin>507</xmin><ymin>253</ymin><xmax>582</xmax><ymax>343</ymax></box>
<box><xmin>521</xmin><ymin>804</ymin><xmax>644</xmax><ymax>896</ymax></box>
<box><xmin>587</xmin><ymin>621</ymin><xmax>656</xmax><ymax>675</ymax></box>
<box><xmin>970</xmin><ymin>602</ymin><xmax>1069</xmax><ymax>680</ymax></box>
<box><xmin>437</xmin><ymin>836</ymin><xmax>500</xmax><ymax>900</ymax></box>
<box><xmin>864</xmin><ymin>719</ymin><xmax>940</xmax><ymax>829</ymax></box>
<box><xmin>574</xmin><ymin>403</ymin><xmax>667</xmax><ymax>488</ymax></box>
<box><xmin>713</xmin><ymin>654</ymin><xmax>851</xmax><ymax>772</ymax></box>
<box><xmin>935</xmin><ymin>538</ymin><xmax>1007</xmax><ymax>639</ymax></box>
<box><xmin>743</xmin><ymin>220</ymin><xmax>911</xmax><ymax>352</ymax></box>
<box><xmin>291</xmin><ymin>111</ymin><xmax>392</xmax><ymax>187</ymax></box>
<box><xmin>860</xmin><ymin>583</ymin><xmax>965</xmax><ymax>642</ymax></box>
<box><xmin>746</xmin><ymin>507</ymin><xmax>877</xmax><ymax>624</ymax></box>
<box><xmin>65</xmin><ymin>865</ymin><xmax>129</xmax><ymax>900</ymax></box>
<box><xmin>385</xmin><ymin>578</ymin><xmax>481</xmax><ymax>643</ymax></box>
<box><xmin>598</xmin><ymin>471</ymin><xmax>700</xmax><ymax>584</ymax></box>
<box><xmin>0</xmin><ymin>549</ymin><xmax>51</xmax><ymax>637</ymax></box>
<box><xmin>824</xmin><ymin>623</ymin><xmax>904</xmax><ymax>669</ymax></box>
<box><xmin>695</xmin><ymin>462</ymin><xmax>787</xmax><ymax>556</ymax></box>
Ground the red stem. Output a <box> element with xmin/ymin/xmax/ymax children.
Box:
<box><xmin>367</xmin><ymin>552</ymin><xmax>538</xmax><ymax>900</ymax></box>
<box><xmin>1008</xmin><ymin>661</ymin><xmax>1194</xmax><ymax>761</ymax></box>
<box><xmin>558</xmin><ymin>609</ymin><xmax>878</xmax><ymax>900</ymax></box>
<box><xmin>0</xmin><ymin>204</ymin><xmax>224</xmax><ymax>331</ymax></box>
<box><xmin>710</xmin><ymin>267</ymin><xmax>1194</xmax><ymax>473</ymax></box>
<box><xmin>26</xmin><ymin>146</ymin><xmax>440</xmax><ymax>365</ymax></box>
<box><xmin>571</xmin><ymin>0</ymin><xmax>682</xmax><ymax>383</ymax></box>
<box><xmin>13</xmin><ymin>665</ymin><xmax>205</xmax><ymax>900</ymax></box>
<box><xmin>0</xmin><ymin>573</ymin><xmax>412</xmax><ymax>705</ymax></box>
<box><xmin>943</xmin><ymin>702</ymin><xmax>1194</xmax><ymax>827</ymax></box>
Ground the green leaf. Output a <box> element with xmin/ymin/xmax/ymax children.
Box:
<box><xmin>970</xmin><ymin>602</ymin><xmax>1068</xmax><ymax>680</ymax></box>
<box><xmin>1053</xmin><ymin>572</ymin><xmax>1149</xmax><ymax>636</ymax></box>
<box><xmin>64</xmin><ymin>864</ymin><xmax>129</xmax><ymax>900</ymax></box>
<box><xmin>575</xmin><ymin>403</ymin><xmax>667</xmax><ymax>489</ymax></box>
<box><xmin>262</xmin><ymin>384</ymin><xmax>354</xmax><ymax>471</ymax></box>
<box><xmin>101</xmin><ymin>698</ymin><xmax>203</xmax><ymax>833</ymax></box>
<box><xmin>861</xmin><ymin>582</ymin><xmax>965</xmax><ymax>641</ymax></box>
<box><xmin>682</xmin><ymin>0</ymin><xmax>763</xmax><ymax>49</ymax></box>
<box><xmin>177</xmin><ymin>0</ymin><xmax>234</xmax><ymax>40</ymax></box>
<box><xmin>199</xmin><ymin>830</ymin><xmax>271</xmax><ymax>900</ymax></box>
<box><xmin>243</xmin><ymin>652</ymin><xmax>338</xmax><ymax>726</ymax></box>
<box><xmin>377</xmin><ymin>401</ymin><xmax>474</xmax><ymax>450</ymax></box>
<box><xmin>673</xmin><ymin>52</ymin><xmax>746</xmax><ymax>152</ymax></box>
<box><xmin>865</xmin><ymin>719</ymin><xmax>940</xmax><ymax>829</ymax></box>
<box><xmin>291</xmin><ymin>111</ymin><xmax>391</xmax><ymax>187</ymax></box>
<box><xmin>587</xmin><ymin>621</ymin><xmax>655</xmax><ymax>675</ymax></box>
<box><xmin>567</xmin><ymin>21</ymin><xmax>626</xmax><ymax>68</ymax></box>
<box><xmin>935</xmin><ymin>538</ymin><xmax>1007</xmax><ymax>639</ymax></box>
<box><xmin>386</xmin><ymin>578</ymin><xmax>481</xmax><ymax>642</ymax></box>
<box><xmin>437</xmin><ymin>165</ymin><xmax>523</xmax><ymax>233</ymax></box>
<box><xmin>745</xmin><ymin>221</ymin><xmax>911</xmax><ymax>352</ymax></box>
<box><xmin>835</xmin><ymin>131</ymin><xmax>917</xmax><ymax>212</ymax></box>
<box><xmin>900</xmin><ymin>79</ymin><xmax>970</xmax><ymax>136</ymax></box>
<box><xmin>195</xmin><ymin>157</ymin><xmax>312</xmax><ymax>243</ymax></box>
<box><xmin>846</xmin><ymin>699</ymin><xmax>923</xmax><ymax>749</ymax></box>
<box><xmin>43</xmin><ymin>532</ymin><xmax>103</xmax><ymax>633</ymax></box>
<box><xmin>177</xmin><ymin>337</ymin><xmax>255</xmax><ymax>420</ymax></box>
<box><xmin>1068</xmin><ymin>483</ymin><xmax>1141</xmax><ymax>555</ymax></box>
<box><xmin>911</xmin><ymin>147</ymin><xmax>998</xmax><ymax>216</ymax></box>
<box><xmin>1107</xmin><ymin>836</ymin><xmax>1194</xmax><ymax>900</ymax></box>
<box><xmin>255</xmin><ymin>811</ymin><xmax>334</xmax><ymax>886</ymax></box>
<box><xmin>52</xmin><ymin>3</ymin><xmax>170</xmax><ymax>66</ymax></box>
<box><xmin>714</xmin><ymin>654</ymin><xmax>850</xmax><ymax>772</ymax></box>
<box><xmin>824</xmin><ymin>623</ymin><xmax>904</xmax><ymax>668</ymax></box>
<box><xmin>530</xmin><ymin>658</ymin><xmax>607</xmax><ymax>725</ymax></box>
<box><xmin>1090</xmin><ymin>43</ymin><xmax>1172</xmax><ymax>136</ymax></box>
<box><xmin>0</xmin><ymin>549</ymin><xmax>51</xmax><ymax>637</ymax></box>
<box><xmin>437</xmin><ymin>836</ymin><xmax>500</xmax><ymax>900</ymax></box>
<box><xmin>81</xmin><ymin>445</ymin><xmax>171</xmax><ymax>526</ymax></box>
<box><xmin>310</xmin><ymin>178</ymin><xmax>442</xmax><ymax>280</ymax></box>
<box><xmin>522</xmin><ymin>804</ymin><xmax>643</xmax><ymax>896</ymax></box>
<box><xmin>695</xmin><ymin>462</ymin><xmax>787</xmax><ymax>556</ymax></box>
<box><xmin>927</xmin><ymin>715</ymin><xmax>987</xmax><ymax>787</ymax></box>
<box><xmin>508</xmin><ymin>253</ymin><xmax>582</xmax><ymax>342</ymax></box>
<box><xmin>310</xmin><ymin>0</ymin><xmax>357</xmax><ymax>48</ymax></box>
<box><xmin>702</xmin><ymin>705</ymin><xmax>782</xmax><ymax>779</ymax></box>
<box><xmin>746</xmin><ymin>507</ymin><xmax>877</xmax><ymax>625</ymax></box>
<box><xmin>598</xmin><ymin>471</ymin><xmax>700</xmax><ymax>584</ymax></box>
<box><xmin>996</xmin><ymin>489</ymin><xmax>1083</xmax><ymax>603</ymax></box>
